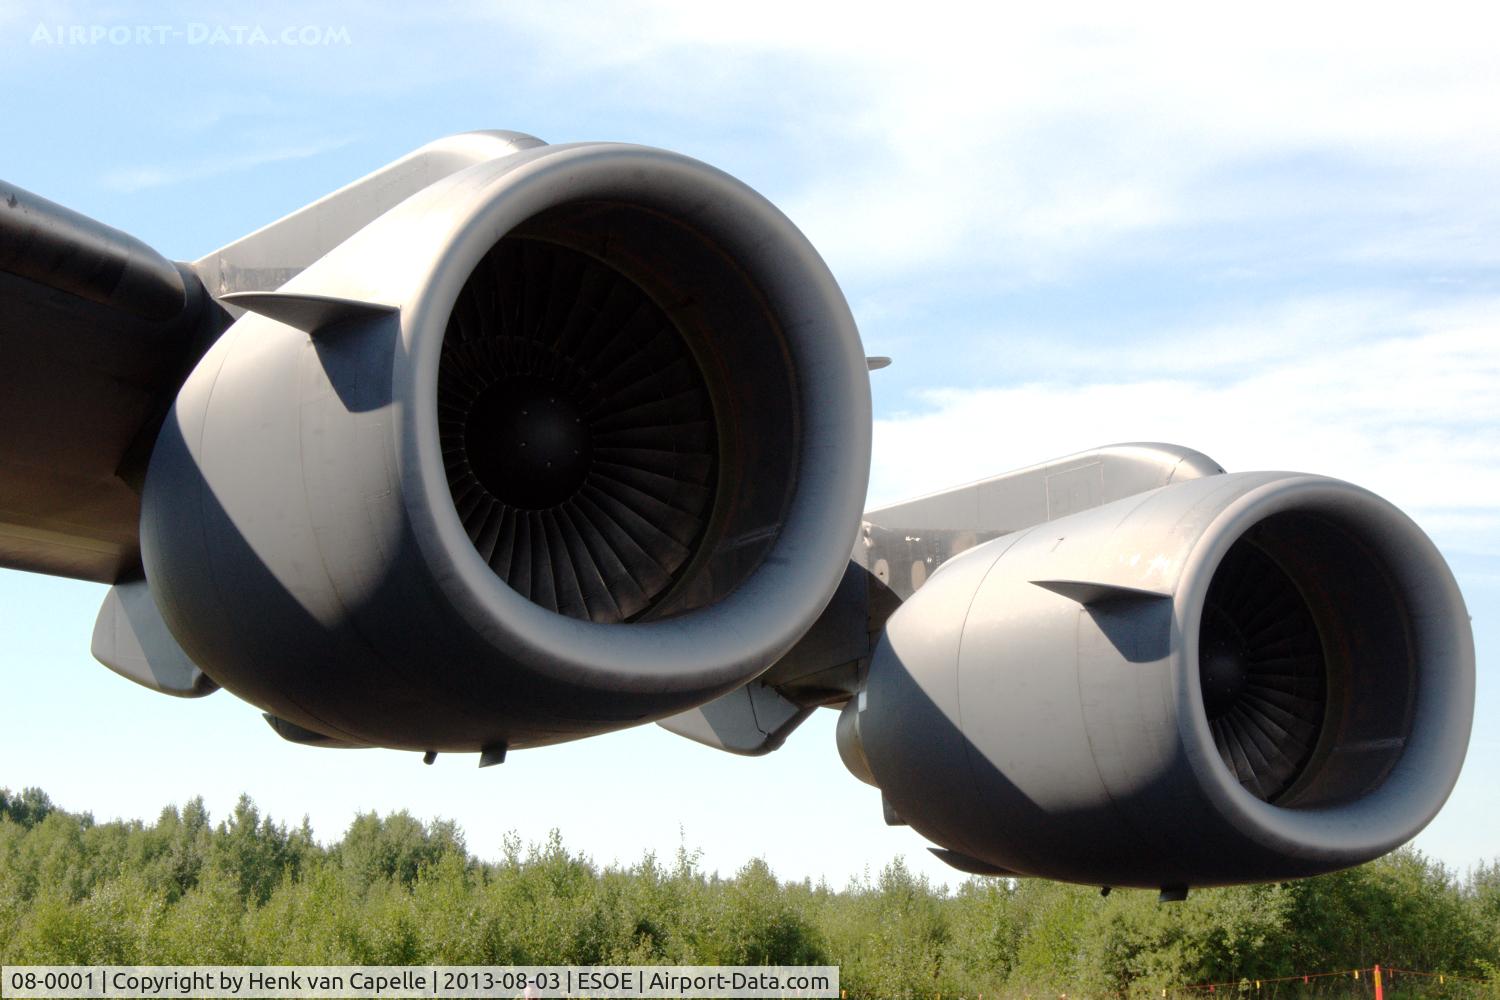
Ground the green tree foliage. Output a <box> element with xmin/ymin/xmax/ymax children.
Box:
<box><xmin>0</xmin><ymin>787</ymin><xmax>55</xmax><ymax>828</ymax></box>
<box><xmin>0</xmin><ymin>786</ymin><xmax>1496</xmax><ymax>998</ymax></box>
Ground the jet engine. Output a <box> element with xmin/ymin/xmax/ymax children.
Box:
<box><xmin>1</xmin><ymin>131</ymin><xmax>1474</xmax><ymax>890</ymax></box>
<box><xmin>140</xmin><ymin>141</ymin><xmax>872</xmax><ymax>753</ymax></box>
<box><xmin>838</xmin><ymin>471</ymin><xmax>1474</xmax><ymax>889</ymax></box>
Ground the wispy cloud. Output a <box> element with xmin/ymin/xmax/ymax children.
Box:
<box><xmin>485</xmin><ymin>2</ymin><xmax>1500</xmax><ymax>284</ymax></box>
<box><xmin>870</xmin><ymin>295</ymin><xmax>1500</xmax><ymax>555</ymax></box>
<box><xmin>953</xmin><ymin>293</ymin><xmax>1491</xmax><ymax>381</ymax></box>
<box><xmin>47</xmin><ymin>4</ymin><xmax>1495</xmax><ymax>286</ymax></box>
<box><xmin>100</xmin><ymin>137</ymin><xmax>353</xmax><ymax>192</ymax></box>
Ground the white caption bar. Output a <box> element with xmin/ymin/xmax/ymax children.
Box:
<box><xmin>1</xmin><ymin>966</ymin><xmax>840</xmax><ymax>999</ymax></box>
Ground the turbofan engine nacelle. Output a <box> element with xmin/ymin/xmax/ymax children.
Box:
<box><xmin>142</xmin><ymin>142</ymin><xmax>872</xmax><ymax>752</ymax></box>
<box><xmin>839</xmin><ymin>472</ymin><xmax>1474</xmax><ymax>888</ymax></box>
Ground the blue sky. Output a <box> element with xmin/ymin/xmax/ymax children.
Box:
<box><xmin>1</xmin><ymin>1</ymin><xmax>1496</xmax><ymax>888</ymax></box>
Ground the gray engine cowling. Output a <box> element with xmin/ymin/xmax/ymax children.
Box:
<box><xmin>840</xmin><ymin>472</ymin><xmax>1474</xmax><ymax>888</ymax></box>
<box><xmin>141</xmin><ymin>142</ymin><xmax>872</xmax><ymax>753</ymax></box>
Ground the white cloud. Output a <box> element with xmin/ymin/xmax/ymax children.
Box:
<box><xmin>870</xmin><ymin>296</ymin><xmax>1500</xmax><ymax>555</ymax></box>
<box><xmin>54</xmin><ymin>3</ymin><xmax>1494</xmax><ymax>284</ymax></box>
<box><xmin>100</xmin><ymin>137</ymin><xmax>353</xmax><ymax>192</ymax></box>
<box><xmin>487</xmin><ymin>1</ymin><xmax>1500</xmax><ymax>282</ymax></box>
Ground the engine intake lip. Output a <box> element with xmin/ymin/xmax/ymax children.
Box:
<box><xmin>396</xmin><ymin>143</ymin><xmax>872</xmax><ymax>701</ymax></box>
<box><xmin>1176</xmin><ymin>476</ymin><xmax>1474</xmax><ymax>863</ymax></box>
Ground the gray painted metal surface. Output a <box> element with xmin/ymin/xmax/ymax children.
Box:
<box><xmin>663</xmin><ymin>443</ymin><xmax>1225</xmax><ymax>754</ymax></box>
<box><xmin>0</xmin><ymin>182</ymin><xmax>228</xmax><ymax>583</ymax></box>
<box><xmin>0</xmin><ymin>181</ymin><xmax>188</xmax><ymax>320</ymax></box>
<box><xmin>859</xmin><ymin>443</ymin><xmax>1224</xmax><ymax>601</ymax></box>
<box><xmin>842</xmin><ymin>472</ymin><xmax>1474</xmax><ymax>887</ymax></box>
<box><xmin>193</xmin><ymin>130</ymin><xmax>546</xmax><ymax>297</ymax></box>
<box><xmin>140</xmin><ymin>140</ymin><xmax>872</xmax><ymax>753</ymax></box>
<box><xmin>90</xmin><ymin>578</ymin><xmax>216</xmax><ymax>697</ymax></box>
<box><xmin>0</xmin><ymin>132</ymin><xmax>1476</xmax><ymax>891</ymax></box>
<box><xmin>658</xmin><ymin>680</ymin><xmax>813</xmax><ymax>756</ymax></box>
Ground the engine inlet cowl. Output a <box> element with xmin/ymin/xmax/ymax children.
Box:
<box><xmin>845</xmin><ymin>471</ymin><xmax>1474</xmax><ymax>888</ymax></box>
<box><xmin>142</xmin><ymin>140</ymin><xmax>872</xmax><ymax>754</ymax></box>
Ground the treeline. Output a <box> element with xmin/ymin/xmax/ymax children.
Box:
<box><xmin>1</xmin><ymin>788</ymin><xmax>1497</xmax><ymax>998</ymax></box>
